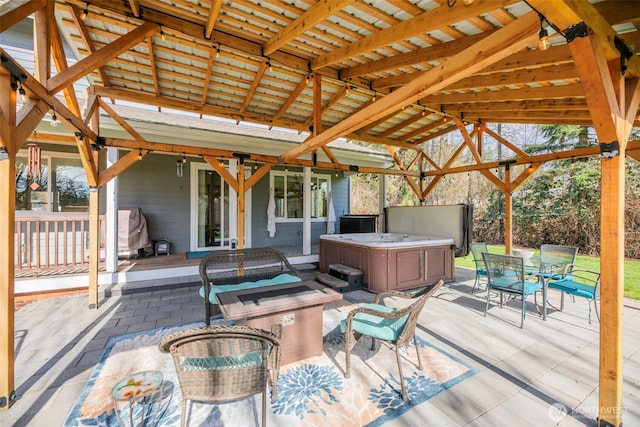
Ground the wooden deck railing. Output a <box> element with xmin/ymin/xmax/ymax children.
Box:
<box><xmin>15</xmin><ymin>212</ymin><xmax>105</xmax><ymax>276</ymax></box>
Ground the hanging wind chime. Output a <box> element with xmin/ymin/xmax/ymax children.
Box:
<box><xmin>28</xmin><ymin>131</ymin><xmax>42</xmax><ymax>186</ymax></box>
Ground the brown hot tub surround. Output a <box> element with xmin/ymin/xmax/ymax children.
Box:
<box><xmin>319</xmin><ymin>233</ymin><xmax>455</xmax><ymax>293</ymax></box>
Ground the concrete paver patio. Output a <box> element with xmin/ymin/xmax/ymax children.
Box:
<box><xmin>2</xmin><ymin>267</ymin><xmax>639</xmax><ymax>426</ymax></box>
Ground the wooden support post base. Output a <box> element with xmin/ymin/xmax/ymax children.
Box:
<box><xmin>597</xmin><ymin>417</ymin><xmax>620</xmax><ymax>427</ymax></box>
<box><xmin>0</xmin><ymin>390</ymin><xmax>16</xmax><ymax>410</ymax></box>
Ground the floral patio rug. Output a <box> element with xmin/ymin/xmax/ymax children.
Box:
<box><xmin>64</xmin><ymin>302</ymin><xmax>477</xmax><ymax>426</ymax></box>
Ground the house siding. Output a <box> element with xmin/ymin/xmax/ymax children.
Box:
<box><xmin>118</xmin><ymin>152</ymin><xmax>192</xmax><ymax>253</ymax></box>
<box><xmin>116</xmin><ymin>155</ymin><xmax>352</xmax><ymax>254</ymax></box>
<box><xmin>251</xmin><ymin>168</ymin><xmax>350</xmax><ymax>248</ymax></box>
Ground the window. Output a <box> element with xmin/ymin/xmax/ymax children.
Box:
<box><xmin>16</xmin><ymin>153</ymin><xmax>89</xmax><ymax>212</ymax></box>
<box><xmin>271</xmin><ymin>171</ymin><xmax>330</xmax><ymax>221</ymax></box>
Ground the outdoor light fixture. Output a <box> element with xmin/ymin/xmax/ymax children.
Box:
<box><xmin>81</xmin><ymin>3</ymin><xmax>89</xmax><ymax>20</ymax></box>
<box><xmin>538</xmin><ymin>15</ymin><xmax>550</xmax><ymax>51</ymax></box>
<box><xmin>50</xmin><ymin>107</ymin><xmax>59</xmax><ymax>127</ymax></box>
<box><xmin>0</xmin><ymin>146</ymin><xmax>9</xmax><ymax>161</ymax></box>
<box><xmin>176</xmin><ymin>159</ymin><xmax>184</xmax><ymax>177</ymax></box>
<box><xmin>599</xmin><ymin>141</ymin><xmax>620</xmax><ymax>158</ymax></box>
<box><xmin>18</xmin><ymin>81</ymin><xmax>27</xmax><ymax>103</ymax></box>
<box><xmin>160</xmin><ymin>27</ymin><xmax>166</xmax><ymax>41</ymax></box>
<box><xmin>267</xmin><ymin>59</ymin><xmax>273</xmax><ymax>72</ymax></box>
<box><xmin>138</xmin><ymin>149</ymin><xmax>143</xmax><ymax>160</ymax></box>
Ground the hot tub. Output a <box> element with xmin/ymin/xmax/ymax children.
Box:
<box><xmin>319</xmin><ymin>233</ymin><xmax>455</xmax><ymax>293</ymax></box>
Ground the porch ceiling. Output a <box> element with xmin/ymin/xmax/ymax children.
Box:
<box><xmin>2</xmin><ymin>0</ymin><xmax>640</xmax><ymax>161</ymax></box>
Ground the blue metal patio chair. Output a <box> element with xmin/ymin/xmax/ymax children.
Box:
<box><xmin>547</xmin><ymin>270</ymin><xmax>600</xmax><ymax>323</ymax></box>
<box><xmin>536</xmin><ymin>244</ymin><xmax>579</xmax><ymax>281</ymax></box>
<box><xmin>470</xmin><ymin>242</ymin><xmax>489</xmax><ymax>293</ymax></box>
<box><xmin>482</xmin><ymin>253</ymin><xmax>543</xmax><ymax>329</ymax></box>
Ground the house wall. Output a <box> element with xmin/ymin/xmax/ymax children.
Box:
<box><xmin>116</xmin><ymin>154</ymin><xmax>351</xmax><ymax>254</ymax></box>
<box><xmin>251</xmin><ymin>167</ymin><xmax>350</xmax><ymax>248</ymax></box>
<box><xmin>118</xmin><ymin>152</ymin><xmax>192</xmax><ymax>253</ymax></box>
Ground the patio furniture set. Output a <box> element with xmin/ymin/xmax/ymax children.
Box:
<box><xmin>145</xmin><ymin>247</ymin><xmax>443</xmax><ymax>425</ymax></box>
<box><xmin>470</xmin><ymin>242</ymin><xmax>601</xmax><ymax>328</ymax></box>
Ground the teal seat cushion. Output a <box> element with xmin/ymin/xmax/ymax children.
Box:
<box><xmin>548</xmin><ymin>280</ymin><xmax>595</xmax><ymax>299</ymax></box>
<box><xmin>490</xmin><ymin>277</ymin><xmax>541</xmax><ymax>296</ymax></box>
<box><xmin>199</xmin><ymin>273</ymin><xmax>302</xmax><ymax>304</ymax></box>
<box><xmin>182</xmin><ymin>352</ymin><xmax>263</xmax><ymax>371</ymax></box>
<box><xmin>340</xmin><ymin>303</ymin><xmax>407</xmax><ymax>342</ymax></box>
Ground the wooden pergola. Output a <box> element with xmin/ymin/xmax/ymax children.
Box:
<box><xmin>1</xmin><ymin>1</ymin><xmax>639</xmax><ymax>424</ymax></box>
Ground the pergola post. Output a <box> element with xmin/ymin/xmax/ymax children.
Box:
<box><xmin>503</xmin><ymin>165</ymin><xmax>513</xmax><ymax>255</ymax></box>
<box><xmin>567</xmin><ymin>33</ymin><xmax>640</xmax><ymax>426</ymax></box>
<box><xmin>88</xmin><ymin>106</ymin><xmax>100</xmax><ymax>308</ymax></box>
<box><xmin>237</xmin><ymin>160</ymin><xmax>245</xmax><ymax>249</ymax></box>
<box><xmin>0</xmin><ymin>68</ymin><xmax>17</xmax><ymax>411</ymax></box>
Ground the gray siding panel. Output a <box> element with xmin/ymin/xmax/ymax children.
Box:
<box><xmin>251</xmin><ymin>169</ymin><xmax>351</xmax><ymax>248</ymax></box>
<box><xmin>117</xmin><ymin>158</ymin><xmax>352</xmax><ymax>254</ymax></box>
<box><xmin>118</xmin><ymin>153</ymin><xmax>191</xmax><ymax>253</ymax></box>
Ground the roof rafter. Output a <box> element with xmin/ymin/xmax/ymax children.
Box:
<box><xmin>264</xmin><ymin>0</ymin><xmax>355</xmax><ymax>56</ymax></box>
<box><xmin>284</xmin><ymin>12</ymin><xmax>540</xmax><ymax>161</ymax></box>
<box><xmin>311</xmin><ymin>0</ymin><xmax>519</xmax><ymax>70</ymax></box>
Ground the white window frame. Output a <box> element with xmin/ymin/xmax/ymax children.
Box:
<box><xmin>15</xmin><ymin>150</ymin><xmax>89</xmax><ymax>213</ymax></box>
<box><xmin>269</xmin><ymin>170</ymin><xmax>331</xmax><ymax>223</ymax></box>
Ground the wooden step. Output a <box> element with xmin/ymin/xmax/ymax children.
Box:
<box><xmin>328</xmin><ymin>263</ymin><xmax>363</xmax><ymax>276</ymax></box>
<box><xmin>315</xmin><ymin>272</ymin><xmax>349</xmax><ymax>289</ymax></box>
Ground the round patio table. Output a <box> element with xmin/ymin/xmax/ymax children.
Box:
<box><xmin>111</xmin><ymin>370</ymin><xmax>163</xmax><ymax>427</ymax></box>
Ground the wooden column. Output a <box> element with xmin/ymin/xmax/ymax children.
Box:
<box><xmin>237</xmin><ymin>161</ymin><xmax>245</xmax><ymax>249</ymax></box>
<box><xmin>0</xmin><ymin>71</ymin><xmax>17</xmax><ymax>411</ymax></box>
<box><xmin>88</xmin><ymin>107</ymin><xmax>100</xmax><ymax>307</ymax></box>
<box><xmin>503</xmin><ymin>165</ymin><xmax>512</xmax><ymax>255</ymax></box>
<box><xmin>568</xmin><ymin>33</ymin><xmax>640</xmax><ymax>426</ymax></box>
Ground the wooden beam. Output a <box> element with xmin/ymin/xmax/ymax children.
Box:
<box><xmin>284</xmin><ymin>12</ymin><xmax>540</xmax><ymax>161</ymax></box>
<box><xmin>530</xmin><ymin>0</ymin><xmax>640</xmax><ymax>77</ymax></box>
<box><xmin>204</xmin><ymin>155</ymin><xmax>238</xmax><ymax>193</ymax></box>
<box><xmin>97</xmin><ymin>149</ymin><xmax>141</xmax><ymax>187</ymax></box>
<box><xmin>47</xmin><ymin>21</ymin><xmax>159</xmax><ymax>94</ymax></box>
<box><xmin>146</xmin><ymin>38</ymin><xmax>161</xmax><ymax>105</ymax></box>
<box><xmin>89</xmin><ymin>85</ymin><xmax>306</xmax><ymax>132</ymax></box>
<box><xmin>375</xmin><ymin>62</ymin><xmax>579</xmax><ymax>91</ymax></box>
<box><xmin>50</xmin><ymin>17</ymin><xmax>80</xmax><ymax>116</ymax></box>
<box><xmin>264</xmin><ymin>0</ymin><xmax>354</xmax><ymax>56</ymax></box>
<box><xmin>340</xmin><ymin>30</ymin><xmax>494</xmax><ymax>80</ymax></box>
<box><xmin>481</xmin><ymin>124</ymin><xmax>528</xmax><ymax>157</ymax></box>
<box><xmin>245</xmin><ymin>163</ymin><xmax>273</xmax><ymax>190</ymax></box>
<box><xmin>570</xmin><ymin>36</ymin><xmax>621</xmax><ymax>142</ymax></box>
<box><xmin>98</xmin><ymin>98</ymin><xmax>145</xmax><ymax>140</ymax></box>
<box><xmin>205</xmin><ymin>0</ymin><xmax>223</xmax><ymax>39</ymax></box>
<box><xmin>128</xmin><ymin>0</ymin><xmax>140</xmax><ymax>17</ymax></box>
<box><xmin>67</xmin><ymin>0</ymin><xmax>344</xmax><ymax>82</ymax></box>
<box><xmin>424</xmin><ymin>84</ymin><xmax>585</xmax><ymax>105</ymax></box>
<box><xmin>0</xmin><ymin>0</ymin><xmax>46</xmax><ymax>33</ymax></box>
<box><xmin>239</xmin><ymin>60</ymin><xmax>267</xmax><ymax>114</ymax></box>
<box><xmin>200</xmin><ymin>45</ymin><xmax>216</xmax><ymax>108</ymax></box>
<box><xmin>312</xmin><ymin>0</ymin><xmax>518</xmax><ymax>70</ymax></box>
<box><xmin>15</xmin><ymin>99</ymin><xmax>48</xmax><ymax>146</ymax></box>
<box><xmin>68</xmin><ymin>4</ymin><xmax>113</xmax><ymax>102</ymax></box>
<box><xmin>273</xmin><ymin>75</ymin><xmax>310</xmax><ymax>121</ymax></box>
<box><xmin>33</xmin><ymin>1</ymin><xmax>52</xmax><ymax>83</ymax></box>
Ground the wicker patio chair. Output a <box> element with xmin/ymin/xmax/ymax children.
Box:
<box><xmin>341</xmin><ymin>279</ymin><xmax>444</xmax><ymax>402</ymax></box>
<box><xmin>159</xmin><ymin>325</ymin><xmax>282</xmax><ymax>427</ymax></box>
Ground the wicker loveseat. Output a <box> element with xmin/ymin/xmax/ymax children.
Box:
<box><xmin>199</xmin><ymin>247</ymin><xmax>302</xmax><ymax>325</ymax></box>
